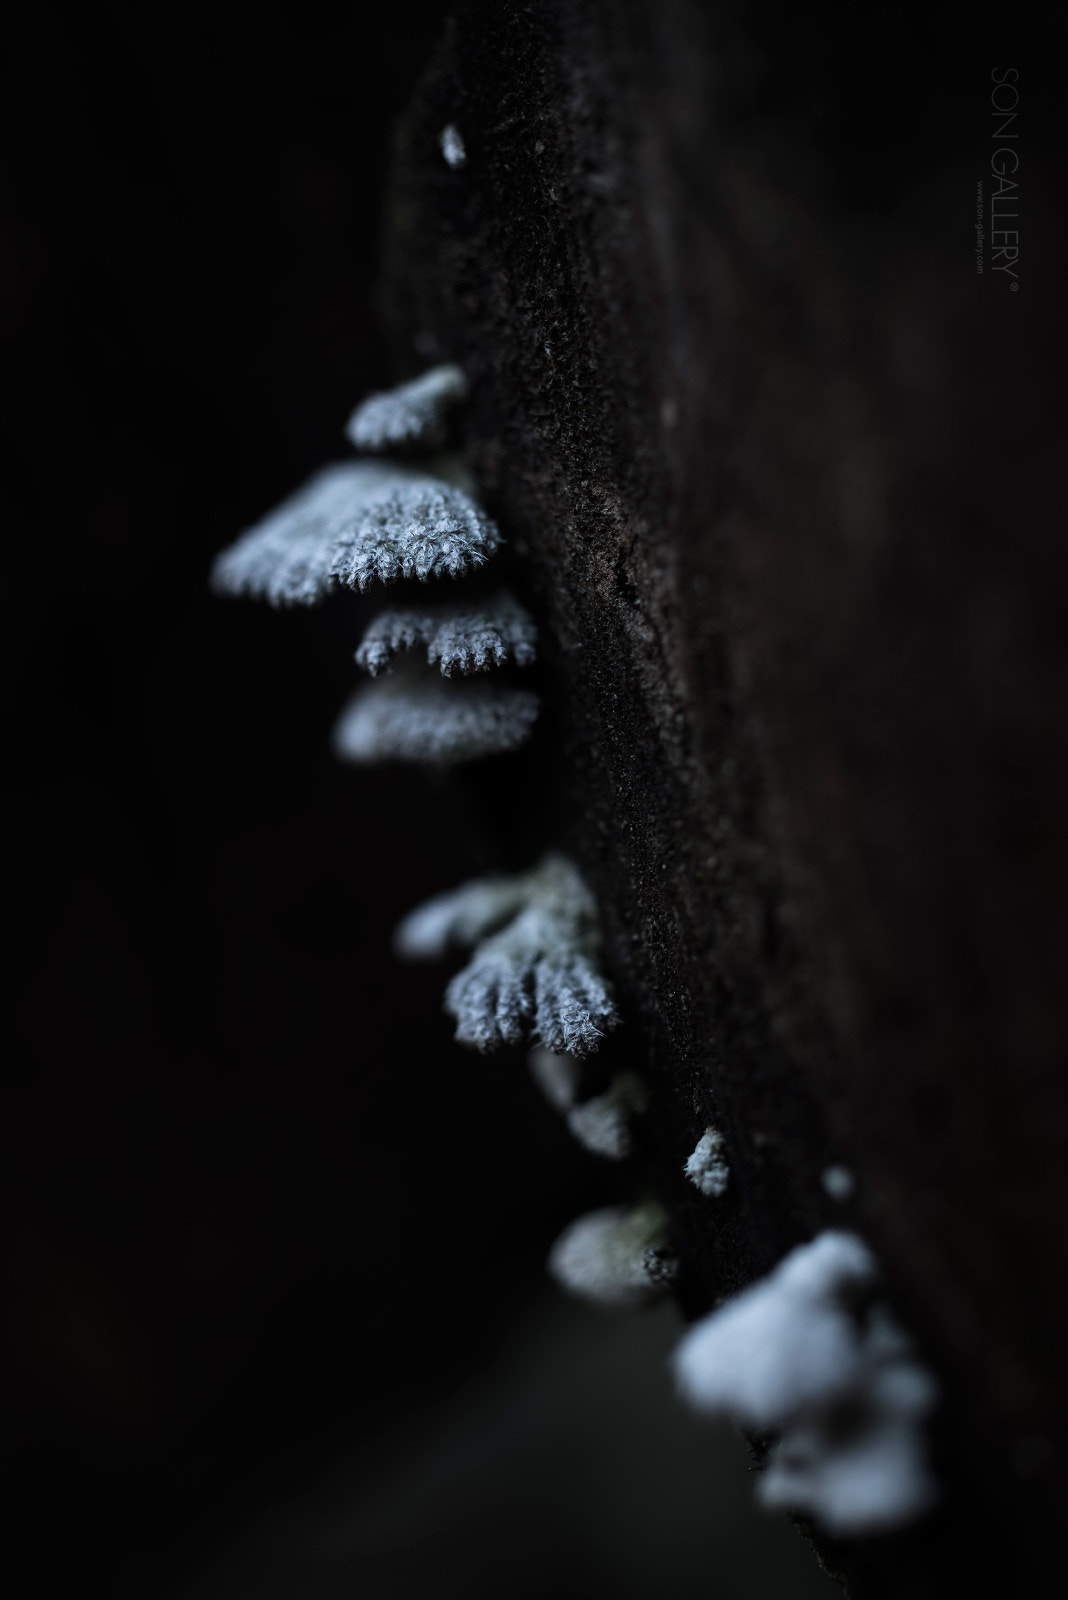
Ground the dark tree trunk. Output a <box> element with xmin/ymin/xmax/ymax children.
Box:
<box><xmin>380</xmin><ymin>5</ymin><xmax>1065</xmax><ymax>1594</ymax></box>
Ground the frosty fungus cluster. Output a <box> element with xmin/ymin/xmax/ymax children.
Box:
<box><xmin>673</xmin><ymin>1231</ymin><xmax>939</xmax><ymax>1535</ymax></box>
<box><xmin>212</xmin><ymin>367</ymin><xmax>635</xmax><ymax>1270</ymax></box>
<box><xmin>213</xmin><ymin>363</ymin><xmax>652</xmax><ymax>1346</ymax></box>
<box><xmin>211</xmin><ymin>365</ymin><xmax>620</xmax><ymax>1145</ymax></box>
<box><xmin>212</xmin><ymin>358</ymin><xmax>939</xmax><ymax>1553</ymax></box>
<box><xmin>212</xmin><ymin>365</ymin><xmax>538</xmax><ymax>766</ymax></box>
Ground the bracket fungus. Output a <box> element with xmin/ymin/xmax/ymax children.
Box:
<box><xmin>565</xmin><ymin>1072</ymin><xmax>647</xmax><ymax>1160</ymax></box>
<box><xmin>332</xmin><ymin>672</ymin><xmax>539</xmax><ymax>765</ymax></box>
<box><xmin>673</xmin><ymin>1231</ymin><xmax>939</xmax><ymax>1535</ymax></box>
<box><xmin>355</xmin><ymin>590</ymin><xmax>537</xmax><ymax>677</ymax></box>
<box><xmin>396</xmin><ymin>853</ymin><xmax>618</xmax><ymax>1055</ymax></box>
<box><xmin>345</xmin><ymin>363</ymin><xmax>469</xmax><ymax>454</ymax></box>
<box><xmin>210</xmin><ymin>360</ymin><xmax>938</xmax><ymax>1558</ymax></box>
<box><xmin>212</xmin><ymin>365</ymin><xmax>540</xmax><ymax>769</ymax></box>
<box><xmin>211</xmin><ymin>459</ymin><xmax>499</xmax><ymax>605</ymax></box>
<box><xmin>548</xmin><ymin>1201</ymin><xmax>677</xmax><ymax>1309</ymax></box>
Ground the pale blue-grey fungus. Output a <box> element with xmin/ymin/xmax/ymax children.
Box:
<box><xmin>396</xmin><ymin>854</ymin><xmax>618</xmax><ymax>1055</ymax></box>
<box><xmin>355</xmin><ymin>590</ymin><xmax>537</xmax><ymax>677</ymax></box>
<box><xmin>548</xmin><ymin>1201</ymin><xmax>677</xmax><ymax>1308</ymax></box>
<box><xmin>345</xmin><ymin>363</ymin><xmax>469</xmax><ymax>454</ymax></box>
<box><xmin>439</xmin><ymin>124</ymin><xmax>467</xmax><ymax>169</ymax></box>
<box><xmin>566</xmin><ymin>1071</ymin><xmax>647</xmax><ymax>1160</ymax></box>
<box><xmin>673</xmin><ymin>1231</ymin><xmax>939</xmax><ymax>1535</ymax></box>
<box><xmin>528</xmin><ymin>1046</ymin><xmax>585</xmax><ymax>1113</ymax></box>
<box><xmin>685</xmin><ymin>1126</ymin><xmax>731</xmax><ymax>1197</ymax></box>
<box><xmin>210</xmin><ymin>459</ymin><xmax>499</xmax><ymax>606</ymax></box>
<box><xmin>396</xmin><ymin>868</ymin><xmax>536</xmax><ymax>956</ymax></box>
<box><xmin>331</xmin><ymin>670</ymin><xmax>539</xmax><ymax>765</ymax></box>
<box><xmin>528</xmin><ymin>1048</ymin><xmax>647</xmax><ymax>1159</ymax></box>
<box><xmin>822</xmin><ymin>1165</ymin><xmax>856</xmax><ymax>1202</ymax></box>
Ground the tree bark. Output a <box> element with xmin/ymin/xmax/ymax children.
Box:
<box><xmin>381</xmin><ymin>5</ymin><xmax>1066</xmax><ymax>1592</ymax></box>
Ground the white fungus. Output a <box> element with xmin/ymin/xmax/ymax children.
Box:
<box><xmin>396</xmin><ymin>854</ymin><xmax>618</xmax><ymax>1055</ymax></box>
<box><xmin>355</xmin><ymin>591</ymin><xmax>537</xmax><ymax>677</ymax></box>
<box><xmin>684</xmin><ymin>1126</ymin><xmax>730</xmax><ymax>1197</ymax></box>
<box><xmin>528</xmin><ymin>1047</ymin><xmax>584</xmax><ymax>1113</ymax></box>
<box><xmin>397</xmin><ymin>872</ymin><xmax>536</xmax><ymax>960</ymax></box>
<box><xmin>439</xmin><ymin>124</ymin><xmax>467</xmax><ymax>168</ymax></box>
<box><xmin>548</xmin><ymin>1202</ymin><xmax>677</xmax><ymax>1309</ymax></box>
<box><xmin>331</xmin><ymin>671</ymin><xmax>539</xmax><ymax>765</ymax></box>
<box><xmin>445</xmin><ymin>906</ymin><xmax>613</xmax><ymax>1055</ymax></box>
<box><xmin>528</xmin><ymin>1050</ymin><xmax>646</xmax><ymax>1158</ymax></box>
<box><xmin>211</xmin><ymin>461</ymin><xmax>499</xmax><ymax>605</ymax></box>
<box><xmin>566</xmin><ymin>1072</ymin><xmax>648</xmax><ymax>1160</ymax></box>
<box><xmin>345</xmin><ymin>364</ymin><xmax>469</xmax><ymax>454</ymax></box>
<box><xmin>673</xmin><ymin>1231</ymin><xmax>939</xmax><ymax>1536</ymax></box>
<box><xmin>822</xmin><ymin>1165</ymin><xmax>856</xmax><ymax>1202</ymax></box>
<box><xmin>675</xmin><ymin>1232</ymin><xmax>876</xmax><ymax>1422</ymax></box>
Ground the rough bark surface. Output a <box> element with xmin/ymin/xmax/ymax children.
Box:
<box><xmin>381</xmin><ymin>5</ymin><xmax>1065</xmax><ymax>1593</ymax></box>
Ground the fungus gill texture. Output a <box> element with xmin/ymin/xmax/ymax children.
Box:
<box><xmin>345</xmin><ymin>363</ymin><xmax>468</xmax><ymax>453</ymax></box>
<box><xmin>548</xmin><ymin>1202</ymin><xmax>677</xmax><ymax>1309</ymax></box>
<box><xmin>211</xmin><ymin>460</ymin><xmax>499</xmax><ymax>604</ymax></box>
<box><xmin>396</xmin><ymin>854</ymin><xmax>618</xmax><ymax>1055</ymax></box>
<box><xmin>673</xmin><ymin>1231</ymin><xmax>939</xmax><ymax>1535</ymax></box>
<box><xmin>355</xmin><ymin>591</ymin><xmax>537</xmax><ymax>677</ymax></box>
<box><xmin>212</xmin><ymin>365</ymin><xmax>541</xmax><ymax>767</ymax></box>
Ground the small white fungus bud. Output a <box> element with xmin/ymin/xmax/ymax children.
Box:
<box><xmin>684</xmin><ymin>1126</ymin><xmax>730</xmax><ymax>1197</ymax></box>
<box><xmin>440</xmin><ymin>124</ymin><xmax>466</xmax><ymax>168</ymax></box>
<box><xmin>548</xmin><ymin>1201</ymin><xmax>676</xmax><ymax>1309</ymax></box>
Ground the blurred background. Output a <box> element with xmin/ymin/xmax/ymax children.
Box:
<box><xmin>1</xmin><ymin>3</ymin><xmax>840</xmax><ymax>1595</ymax></box>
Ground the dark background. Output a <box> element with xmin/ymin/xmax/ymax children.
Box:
<box><xmin>1</xmin><ymin>4</ymin><xmax>629</xmax><ymax>1594</ymax></box>
<box><xmin>4</xmin><ymin>5</ymin><xmax>1060</xmax><ymax>1598</ymax></box>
